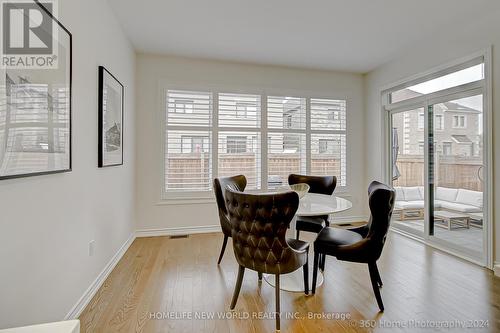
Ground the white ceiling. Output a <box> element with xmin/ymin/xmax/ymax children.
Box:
<box><xmin>107</xmin><ymin>0</ymin><xmax>499</xmax><ymax>73</ymax></box>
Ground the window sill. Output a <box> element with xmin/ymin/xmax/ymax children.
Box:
<box><xmin>157</xmin><ymin>197</ymin><xmax>215</xmax><ymax>206</ymax></box>
<box><xmin>158</xmin><ymin>188</ymin><xmax>352</xmax><ymax>206</ymax></box>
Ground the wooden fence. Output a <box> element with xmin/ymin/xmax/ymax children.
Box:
<box><xmin>166</xmin><ymin>154</ymin><xmax>341</xmax><ymax>189</ymax></box>
<box><xmin>394</xmin><ymin>155</ymin><xmax>484</xmax><ymax>191</ymax></box>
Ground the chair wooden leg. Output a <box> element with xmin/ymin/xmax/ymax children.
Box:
<box><xmin>275</xmin><ymin>274</ymin><xmax>280</xmax><ymax>331</ymax></box>
<box><xmin>258</xmin><ymin>272</ymin><xmax>263</xmax><ymax>281</ymax></box>
<box><xmin>303</xmin><ymin>255</ymin><xmax>309</xmax><ymax>295</ymax></box>
<box><xmin>368</xmin><ymin>262</ymin><xmax>384</xmax><ymax>311</ymax></box>
<box><xmin>312</xmin><ymin>251</ymin><xmax>320</xmax><ymax>294</ymax></box>
<box><xmin>372</xmin><ymin>262</ymin><xmax>383</xmax><ymax>287</ymax></box>
<box><xmin>319</xmin><ymin>254</ymin><xmax>326</xmax><ymax>272</ymax></box>
<box><xmin>230</xmin><ymin>265</ymin><xmax>245</xmax><ymax>310</ymax></box>
<box><xmin>217</xmin><ymin>235</ymin><xmax>229</xmax><ymax>265</ymax></box>
<box><xmin>296</xmin><ymin>229</ymin><xmax>300</xmax><ymax>240</ymax></box>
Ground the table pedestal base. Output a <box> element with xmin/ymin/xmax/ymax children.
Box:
<box><xmin>264</xmin><ymin>266</ymin><xmax>324</xmax><ymax>293</ymax></box>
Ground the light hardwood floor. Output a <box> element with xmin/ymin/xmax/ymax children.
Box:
<box><xmin>79</xmin><ymin>232</ymin><xmax>500</xmax><ymax>332</ymax></box>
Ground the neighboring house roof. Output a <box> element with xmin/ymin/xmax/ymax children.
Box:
<box><xmin>442</xmin><ymin>101</ymin><xmax>480</xmax><ymax>114</ymax></box>
<box><xmin>394</xmin><ymin>88</ymin><xmax>480</xmax><ymax>113</ymax></box>
<box><xmin>451</xmin><ymin>135</ymin><xmax>472</xmax><ymax>143</ymax></box>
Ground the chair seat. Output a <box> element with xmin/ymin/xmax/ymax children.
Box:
<box><xmin>296</xmin><ymin>215</ymin><xmax>328</xmax><ymax>233</ymax></box>
<box><xmin>314</xmin><ymin>227</ymin><xmax>363</xmax><ymax>254</ymax></box>
<box><xmin>286</xmin><ymin>238</ymin><xmax>310</xmax><ymax>252</ymax></box>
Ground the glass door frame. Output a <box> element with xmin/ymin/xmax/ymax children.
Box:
<box><xmin>385</xmin><ymin>81</ymin><xmax>492</xmax><ymax>268</ymax></box>
<box><xmin>387</xmin><ymin>106</ymin><xmax>428</xmax><ymax>239</ymax></box>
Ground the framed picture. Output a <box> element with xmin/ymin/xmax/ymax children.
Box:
<box><xmin>98</xmin><ymin>66</ymin><xmax>124</xmax><ymax>167</ymax></box>
<box><xmin>0</xmin><ymin>1</ymin><xmax>72</xmax><ymax>180</ymax></box>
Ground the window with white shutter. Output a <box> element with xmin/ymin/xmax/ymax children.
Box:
<box><xmin>217</xmin><ymin>93</ymin><xmax>261</xmax><ymax>189</ymax></box>
<box><xmin>165</xmin><ymin>90</ymin><xmax>212</xmax><ymax>192</ymax></box>
<box><xmin>310</xmin><ymin>98</ymin><xmax>347</xmax><ymax>186</ymax></box>
<box><xmin>267</xmin><ymin>96</ymin><xmax>307</xmax><ymax>188</ymax></box>
<box><xmin>163</xmin><ymin>89</ymin><xmax>347</xmax><ymax>196</ymax></box>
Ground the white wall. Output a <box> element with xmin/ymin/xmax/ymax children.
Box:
<box><xmin>364</xmin><ymin>7</ymin><xmax>500</xmax><ymax>266</ymax></box>
<box><xmin>136</xmin><ymin>54</ymin><xmax>367</xmax><ymax>233</ymax></box>
<box><xmin>0</xmin><ymin>0</ymin><xmax>135</xmax><ymax>328</ymax></box>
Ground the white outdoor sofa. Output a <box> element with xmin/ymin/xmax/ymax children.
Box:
<box><xmin>394</xmin><ymin>186</ymin><xmax>483</xmax><ymax>221</ymax></box>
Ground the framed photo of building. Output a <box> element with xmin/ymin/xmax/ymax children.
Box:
<box><xmin>98</xmin><ymin>66</ymin><xmax>123</xmax><ymax>167</ymax></box>
<box><xmin>0</xmin><ymin>1</ymin><xmax>72</xmax><ymax>180</ymax></box>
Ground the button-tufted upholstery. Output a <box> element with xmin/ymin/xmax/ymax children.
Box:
<box><xmin>225</xmin><ymin>189</ymin><xmax>308</xmax><ymax>275</ymax></box>
<box><xmin>214</xmin><ymin>175</ymin><xmax>247</xmax><ymax>236</ymax></box>
<box><xmin>289</xmin><ymin>173</ymin><xmax>337</xmax><ymax>271</ymax></box>
<box><xmin>225</xmin><ymin>188</ymin><xmax>310</xmax><ymax>332</ymax></box>
<box><xmin>311</xmin><ymin>181</ymin><xmax>396</xmax><ymax>312</ymax></box>
<box><xmin>213</xmin><ymin>175</ymin><xmax>247</xmax><ymax>264</ymax></box>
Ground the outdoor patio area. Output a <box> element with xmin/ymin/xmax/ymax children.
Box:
<box><xmin>393</xmin><ymin>219</ymin><xmax>483</xmax><ymax>255</ymax></box>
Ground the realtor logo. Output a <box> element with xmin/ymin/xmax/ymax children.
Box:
<box><xmin>1</xmin><ymin>0</ymin><xmax>58</xmax><ymax>68</ymax></box>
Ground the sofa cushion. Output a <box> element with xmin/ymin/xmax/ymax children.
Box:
<box><xmin>435</xmin><ymin>187</ymin><xmax>458</xmax><ymax>202</ymax></box>
<box><xmin>394</xmin><ymin>187</ymin><xmax>405</xmax><ymax>201</ymax></box>
<box><xmin>394</xmin><ymin>200</ymin><xmax>424</xmax><ymax>209</ymax></box>
<box><xmin>418</xmin><ymin>186</ymin><xmax>424</xmax><ymax>199</ymax></box>
<box><xmin>433</xmin><ymin>200</ymin><xmax>446</xmax><ymax>209</ymax></box>
<box><xmin>439</xmin><ymin>201</ymin><xmax>482</xmax><ymax>213</ymax></box>
<box><xmin>403</xmin><ymin>187</ymin><xmax>423</xmax><ymax>201</ymax></box>
<box><xmin>456</xmin><ymin>189</ymin><xmax>483</xmax><ymax>208</ymax></box>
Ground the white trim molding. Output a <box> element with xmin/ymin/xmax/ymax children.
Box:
<box><xmin>64</xmin><ymin>233</ymin><xmax>136</xmax><ymax>320</ymax></box>
<box><xmin>136</xmin><ymin>216</ymin><xmax>368</xmax><ymax>238</ymax></box>
<box><xmin>136</xmin><ymin>225</ymin><xmax>222</xmax><ymax>238</ymax></box>
<box><xmin>494</xmin><ymin>263</ymin><xmax>500</xmax><ymax>277</ymax></box>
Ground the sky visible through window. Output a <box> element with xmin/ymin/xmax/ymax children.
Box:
<box><xmin>408</xmin><ymin>64</ymin><xmax>483</xmax><ymax>110</ymax></box>
<box><xmin>406</xmin><ymin>64</ymin><xmax>484</xmax><ymax>134</ymax></box>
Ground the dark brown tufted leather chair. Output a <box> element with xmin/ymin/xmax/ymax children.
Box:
<box><xmin>213</xmin><ymin>175</ymin><xmax>247</xmax><ymax>264</ymax></box>
<box><xmin>288</xmin><ymin>174</ymin><xmax>337</xmax><ymax>271</ymax></box>
<box><xmin>225</xmin><ymin>188</ymin><xmax>309</xmax><ymax>332</ymax></box>
<box><xmin>311</xmin><ymin>181</ymin><xmax>396</xmax><ymax>311</ymax></box>
<box><xmin>288</xmin><ymin>174</ymin><xmax>337</xmax><ymax>239</ymax></box>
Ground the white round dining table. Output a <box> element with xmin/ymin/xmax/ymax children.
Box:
<box><xmin>264</xmin><ymin>192</ymin><xmax>353</xmax><ymax>293</ymax></box>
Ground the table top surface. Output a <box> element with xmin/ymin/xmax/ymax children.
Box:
<box><xmin>296</xmin><ymin>193</ymin><xmax>352</xmax><ymax>216</ymax></box>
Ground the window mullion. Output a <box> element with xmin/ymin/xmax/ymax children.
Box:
<box><xmin>305</xmin><ymin>98</ymin><xmax>311</xmax><ymax>174</ymax></box>
<box><xmin>212</xmin><ymin>93</ymin><xmax>219</xmax><ymax>182</ymax></box>
<box><xmin>261</xmin><ymin>94</ymin><xmax>268</xmax><ymax>190</ymax></box>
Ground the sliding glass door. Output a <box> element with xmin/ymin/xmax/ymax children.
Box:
<box><xmin>390</xmin><ymin>108</ymin><xmax>426</xmax><ymax>237</ymax></box>
<box><xmin>429</xmin><ymin>94</ymin><xmax>484</xmax><ymax>259</ymax></box>
<box><xmin>385</xmin><ymin>55</ymin><xmax>490</xmax><ymax>265</ymax></box>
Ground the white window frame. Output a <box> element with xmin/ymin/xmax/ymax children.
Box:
<box><xmin>435</xmin><ymin>114</ymin><xmax>444</xmax><ymax>131</ymax></box>
<box><xmin>442</xmin><ymin>142</ymin><xmax>452</xmax><ymax>156</ymax></box>
<box><xmin>380</xmin><ymin>49</ymin><xmax>493</xmax><ymax>269</ymax></box>
<box><xmin>181</xmin><ymin>135</ymin><xmax>209</xmax><ymax>153</ymax></box>
<box><xmin>418</xmin><ymin>112</ymin><xmax>425</xmax><ymax>130</ymax></box>
<box><xmin>452</xmin><ymin>115</ymin><xmax>467</xmax><ymax>128</ymax></box>
<box><xmin>226</xmin><ymin>135</ymin><xmax>248</xmax><ymax>154</ymax></box>
<box><xmin>159</xmin><ymin>81</ymin><xmax>349</xmax><ymax>202</ymax></box>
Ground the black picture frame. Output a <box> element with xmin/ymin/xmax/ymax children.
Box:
<box><xmin>98</xmin><ymin>66</ymin><xmax>124</xmax><ymax>167</ymax></box>
<box><xmin>0</xmin><ymin>1</ymin><xmax>72</xmax><ymax>180</ymax></box>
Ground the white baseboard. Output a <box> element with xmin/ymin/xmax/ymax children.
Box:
<box><xmin>494</xmin><ymin>263</ymin><xmax>500</xmax><ymax>277</ymax></box>
<box><xmin>135</xmin><ymin>225</ymin><xmax>222</xmax><ymax>237</ymax></box>
<box><xmin>64</xmin><ymin>233</ymin><xmax>136</xmax><ymax>320</ymax></box>
<box><xmin>135</xmin><ymin>216</ymin><xmax>368</xmax><ymax>238</ymax></box>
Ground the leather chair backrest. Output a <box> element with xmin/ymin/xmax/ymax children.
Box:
<box><xmin>225</xmin><ymin>188</ymin><xmax>304</xmax><ymax>275</ymax></box>
<box><xmin>288</xmin><ymin>174</ymin><xmax>337</xmax><ymax>195</ymax></box>
<box><xmin>364</xmin><ymin>181</ymin><xmax>396</xmax><ymax>259</ymax></box>
<box><xmin>213</xmin><ymin>175</ymin><xmax>247</xmax><ymax>236</ymax></box>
